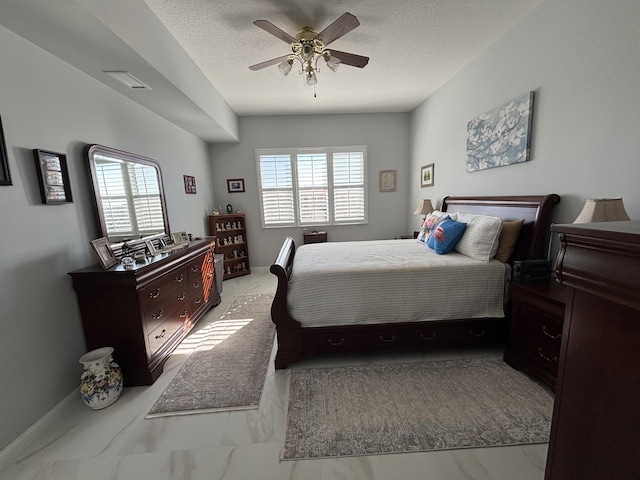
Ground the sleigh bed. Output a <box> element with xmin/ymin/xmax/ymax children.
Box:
<box><xmin>269</xmin><ymin>195</ymin><xmax>560</xmax><ymax>369</ymax></box>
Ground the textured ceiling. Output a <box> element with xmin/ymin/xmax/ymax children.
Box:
<box><xmin>0</xmin><ymin>0</ymin><xmax>542</xmax><ymax>141</ymax></box>
<box><xmin>144</xmin><ymin>0</ymin><xmax>543</xmax><ymax>116</ymax></box>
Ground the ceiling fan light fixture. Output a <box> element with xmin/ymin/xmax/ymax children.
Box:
<box><xmin>278</xmin><ymin>58</ymin><xmax>293</xmax><ymax>76</ymax></box>
<box><xmin>325</xmin><ymin>53</ymin><xmax>340</xmax><ymax>72</ymax></box>
<box><xmin>300</xmin><ymin>42</ymin><xmax>315</xmax><ymax>62</ymax></box>
<box><xmin>305</xmin><ymin>68</ymin><xmax>317</xmax><ymax>86</ymax></box>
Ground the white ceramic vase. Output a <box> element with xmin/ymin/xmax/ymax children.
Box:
<box><xmin>78</xmin><ymin>347</ymin><xmax>123</xmax><ymax>410</ymax></box>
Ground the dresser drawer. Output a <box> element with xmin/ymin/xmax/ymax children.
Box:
<box><xmin>139</xmin><ymin>266</ymin><xmax>188</xmax><ymax>312</ymax></box>
<box><xmin>147</xmin><ymin>315</ymin><xmax>187</xmax><ymax>357</ymax></box>
<box><xmin>317</xmin><ymin>328</ymin><xmax>407</xmax><ymax>353</ymax></box>
<box><xmin>511</xmin><ymin>335</ymin><xmax>560</xmax><ymax>377</ymax></box>
<box><xmin>513</xmin><ymin>303</ymin><xmax>563</xmax><ymax>349</ymax></box>
<box><xmin>409</xmin><ymin>320</ymin><xmax>505</xmax><ymax>348</ymax></box>
<box><xmin>143</xmin><ymin>299</ymin><xmax>190</xmax><ymax>336</ymax></box>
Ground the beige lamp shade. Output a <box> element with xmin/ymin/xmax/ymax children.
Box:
<box><xmin>573</xmin><ymin>198</ymin><xmax>630</xmax><ymax>223</ymax></box>
<box><xmin>413</xmin><ymin>199</ymin><xmax>434</xmax><ymax>216</ymax></box>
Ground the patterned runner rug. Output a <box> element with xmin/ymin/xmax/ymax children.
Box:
<box><xmin>282</xmin><ymin>357</ymin><xmax>553</xmax><ymax>459</ymax></box>
<box><xmin>146</xmin><ymin>294</ymin><xmax>275</xmax><ymax>418</ymax></box>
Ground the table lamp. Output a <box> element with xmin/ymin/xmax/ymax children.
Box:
<box><xmin>413</xmin><ymin>199</ymin><xmax>434</xmax><ymax>226</ymax></box>
<box><xmin>573</xmin><ymin>198</ymin><xmax>630</xmax><ymax>223</ymax></box>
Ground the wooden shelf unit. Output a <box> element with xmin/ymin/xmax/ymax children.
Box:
<box><xmin>209</xmin><ymin>213</ymin><xmax>250</xmax><ymax>280</ymax></box>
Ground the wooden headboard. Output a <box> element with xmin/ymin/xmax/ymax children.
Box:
<box><xmin>442</xmin><ymin>195</ymin><xmax>561</xmax><ymax>262</ymax></box>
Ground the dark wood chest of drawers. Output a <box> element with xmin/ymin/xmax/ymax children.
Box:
<box><xmin>544</xmin><ymin>221</ymin><xmax>640</xmax><ymax>480</ymax></box>
<box><xmin>69</xmin><ymin>239</ymin><xmax>220</xmax><ymax>386</ymax></box>
<box><xmin>504</xmin><ymin>281</ymin><xmax>566</xmax><ymax>390</ymax></box>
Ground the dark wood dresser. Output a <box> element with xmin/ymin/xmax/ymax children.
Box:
<box><xmin>545</xmin><ymin>221</ymin><xmax>640</xmax><ymax>480</ymax></box>
<box><xmin>69</xmin><ymin>239</ymin><xmax>221</xmax><ymax>386</ymax></box>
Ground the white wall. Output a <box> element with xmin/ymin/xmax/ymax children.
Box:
<box><xmin>210</xmin><ymin>114</ymin><xmax>411</xmax><ymax>267</ymax></box>
<box><xmin>0</xmin><ymin>25</ymin><xmax>215</xmax><ymax>451</ymax></box>
<box><xmin>410</xmin><ymin>0</ymin><xmax>640</xmax><ymax>236</ymax></box>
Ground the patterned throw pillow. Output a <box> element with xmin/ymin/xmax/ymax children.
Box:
<box><xmin>427</xmin><ymin>219</ymin><xmax>468</xmax><ymax>254</ymax></box>
<box><xmin>416</xmin><ymin>211</ymin><xmax>450</xmax><ymax>245</ymax></box>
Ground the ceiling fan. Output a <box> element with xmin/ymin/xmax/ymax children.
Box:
<box><xmin>249</xmin><ymin>12</ymin><xmax>369</xmax><ymax>90</ymax></box>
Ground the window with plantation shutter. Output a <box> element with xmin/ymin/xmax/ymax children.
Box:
<box><xmin>256</xmin><ymin>147</ymin><xmax>367</xmax><ymax>227</ymax></box>
<box><xmin>94</xmin><ymin>155</ymin><xmax>164</xmax><ymax>242</ymax></box>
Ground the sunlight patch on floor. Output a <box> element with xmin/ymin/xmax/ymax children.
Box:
<box><xmin>173</xmin><ymin>318</ymin><xmax>253</xmax><ymax>354</ymax></box>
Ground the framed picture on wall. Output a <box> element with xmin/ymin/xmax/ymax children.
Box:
<box><xmin>379</xmin><ymin>170</ymin><xmax>397</xmax><ymax>192</ymax></box>
<box><xmin>0</xmin><ymin>115</ymin><xmax>11</xmax><ymax>186</ymax></box>
<box><xmin>33</xmin><ymin>149</ymin><xmax>73</xmax><ymax>204</ymax></box>
<box><xmin>183</xmin><ymin>175</ymin><xmax>196</xmax><ymax>194</ymax></box>
<box><xmin>227</xmin><ymin>178</ymin><xmax>245</xmax><ymax>193</ymax></box>
<box><xmin>421</xmin><ymin>163</ymin><xmax>434</xmax><ymax>188</ymax></box>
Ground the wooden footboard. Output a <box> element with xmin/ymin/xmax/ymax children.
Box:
<box><xmin>269</xmin><ymin>236</ymin><xmax>303</xmax><ymax>368</ymax></box>
<box><xmin>269</xmin><ymin>194</ymin><xmax>560</xmax><ymax>369</ymax></box>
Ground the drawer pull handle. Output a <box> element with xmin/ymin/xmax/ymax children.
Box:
<box><xmin>155</xmin><ymin>329</ymin><xmax>166</xmax><ymax>340</ymax></box>
<box><xmin>149</xmin><ymin>288</ymin><xmax>160</xmax><ymax>299</ymax></box>
<box><xmin>542</xmin><ymin>325</ymin><xmax>562</xmax><ymax>339</ymax></box>
<box><xmin>179</xmin><ymin>310</ymin><xmax>188</xmax><ymax>318</ymax></box>
<box><xmin>175</xmin><ymin>274</ymin><xmax>184</xmax><ymax>283</ymax></box>
<box><xmin>328</xmin><ymin>338</ymin><xmax>345</xmax><ymax>346</ymax></box>
<box><xmin>379</xmin><ymin>335</ymin><xmax>397</xmax><ymax>343</ymax></box>
<box><xmin>152</xmin><ymin>309</ymin><xmax>163</xmax><ymax>320</ymax></box>
<box><xmin>177</xmin><ymin>293</ymin><xmax>186</xmax><ymax>301</ymax></box>
<box><xmin>194</xmin><ymin>298</ymin><xmax>202</xmax><ymax>304</ymax></box>
<box><xmin>419</xmin><ymin>332</ymin><xmax>437</xmax><ymax>341</ymax></box>
<box><xmin>192</xmin><ymin>282</ymin><xmax>201</xmax><ymax>288</ymax></box>
<box><xmin>537</xmin><ymin>347</ymin><xmax>558</xmax><ymax>363</ymax></box>
<box><xmin>469</xmin><ymin>329</ymin><xmax>485</xmax><ymax>337</ymax></box>
<box><xmin>191</xmin><ymin>266</ymin><xmax>199</xmax><ymax>272</ymax></box>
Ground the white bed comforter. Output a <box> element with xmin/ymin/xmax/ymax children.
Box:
<box><xmin>288</xmin><ymin>239</ymin><xmax>507</xmax><ymax>328</ymax></box>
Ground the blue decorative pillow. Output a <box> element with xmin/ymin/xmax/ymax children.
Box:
<box><xmin>427</xmin><ymin>219</ymin><xmax>468</xmax><ymax>254</ymax></box>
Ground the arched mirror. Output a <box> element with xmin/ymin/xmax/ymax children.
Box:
<box><xmin>87</xmin><ymin>145</ymin><xmax>170</xmax><ymax>245</ymax></box>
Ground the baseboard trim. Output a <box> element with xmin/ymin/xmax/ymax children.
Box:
<box><xmin>0</xmin><ymin>389</ymin><xmax>77</xmax><ymax>471</ymax></box>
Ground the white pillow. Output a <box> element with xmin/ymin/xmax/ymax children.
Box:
<box><xmin>453</xmin><ymin>212</ymin><xmax>503</xmax><ymax>262</ymax></box>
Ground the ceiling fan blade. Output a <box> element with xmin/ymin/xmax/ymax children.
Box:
<box><xmin>253</xmin><ymin>20</ymin><xmax>297</xmax><ymax>44</ymax></box>
<box><xmin>316</xmin><ymin>12</ymin><xmax>360</xmax><ymax>46</ymax></box>
<box><xmin>328</xmin><ymin>50</ymin><xmax>369</xmax><ymax>68</ymax></box>
<box><xmin>249</xmin><ymin>55</ymin><xmax>290</xmax><ymax>71</ymax></box>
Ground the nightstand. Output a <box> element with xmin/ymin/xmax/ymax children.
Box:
<box><xmin>398</xmin><ymin>231</ymin><xmax>419</xmax><ymax>239</ymax></box>
<box><xmin>303</xmin><ymin>231</ymin><xmax>327</xmax><ymax>244</ymax></box>
<box><xmin>504</xmin><ymin>280</ymin><xmax>566</xmax><ymax>390</ymax></box>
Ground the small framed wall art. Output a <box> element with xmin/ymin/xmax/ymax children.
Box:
<box><xmin>227</xmin><ymin>178</ymin><xmax>245</xmax><ymax>193</ymax></box>
<box><xmin>33</xmin><ymin>149</ymin><xmax>73</xmax><ymax>204</ymax></box>
<box><xmin>0</xmin><ymin>115</ymin><xmax>11</xmax><ymax>186</ymax></box>
<box><xmin>90</xmin><ymin>237</ymin><xmax>118</xmax><ymax>270</ymax></box>
<box><xmin>421</xmin><ymin>163</ymin><xmax>434</xmax><ymax>187</ymax></box>
<box><xmin>379</xmin><ymin>170</ymin><xmax>397</xmax><ymax>192</ymax></box>
<box><xmin>183</xmin><ymin>175</ymin><xmax>196</xmax><ymax>194</ymax></box>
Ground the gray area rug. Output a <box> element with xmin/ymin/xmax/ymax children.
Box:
<box><xmin>282</xmin><ymin>357</ymin><xmax>553</xmax><ymax>460</ymax></box>
<box><xmin>146</xmin><ymin>294</ymin><xmax>275</xmax><ymax>418</ymax></box>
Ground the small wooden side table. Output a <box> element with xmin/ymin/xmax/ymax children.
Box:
<box><xmin>303</xmin><ymin>231</ymin><xmax>327</xmax><ymax>244</ymax></box>
<box><xmin>504</xmin><ymin>280</ymin><xmax>566</xmax><ymax>390</ymax></box>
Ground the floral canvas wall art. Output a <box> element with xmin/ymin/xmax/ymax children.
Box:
<box><xmin>466</xmin><ymin>92</ymin><xmax>534</xmax><ymax>172</ymax></box>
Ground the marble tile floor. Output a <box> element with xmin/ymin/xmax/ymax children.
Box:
<box><xmin>0</xmin><ymin>268</ymin><xmax>549</xmax><ymax>480</ymax></box>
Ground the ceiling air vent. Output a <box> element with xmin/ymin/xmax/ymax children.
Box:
<box><xmin>103</xmin><ymin>71</ymin><xmax>151</xmax><ymax>90</ymax></box>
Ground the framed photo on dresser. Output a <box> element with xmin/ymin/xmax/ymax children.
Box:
<box><xmin>90</xmin><ymin>237</ymin><xmax>118</xmax><ymax>270</ymax></box>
